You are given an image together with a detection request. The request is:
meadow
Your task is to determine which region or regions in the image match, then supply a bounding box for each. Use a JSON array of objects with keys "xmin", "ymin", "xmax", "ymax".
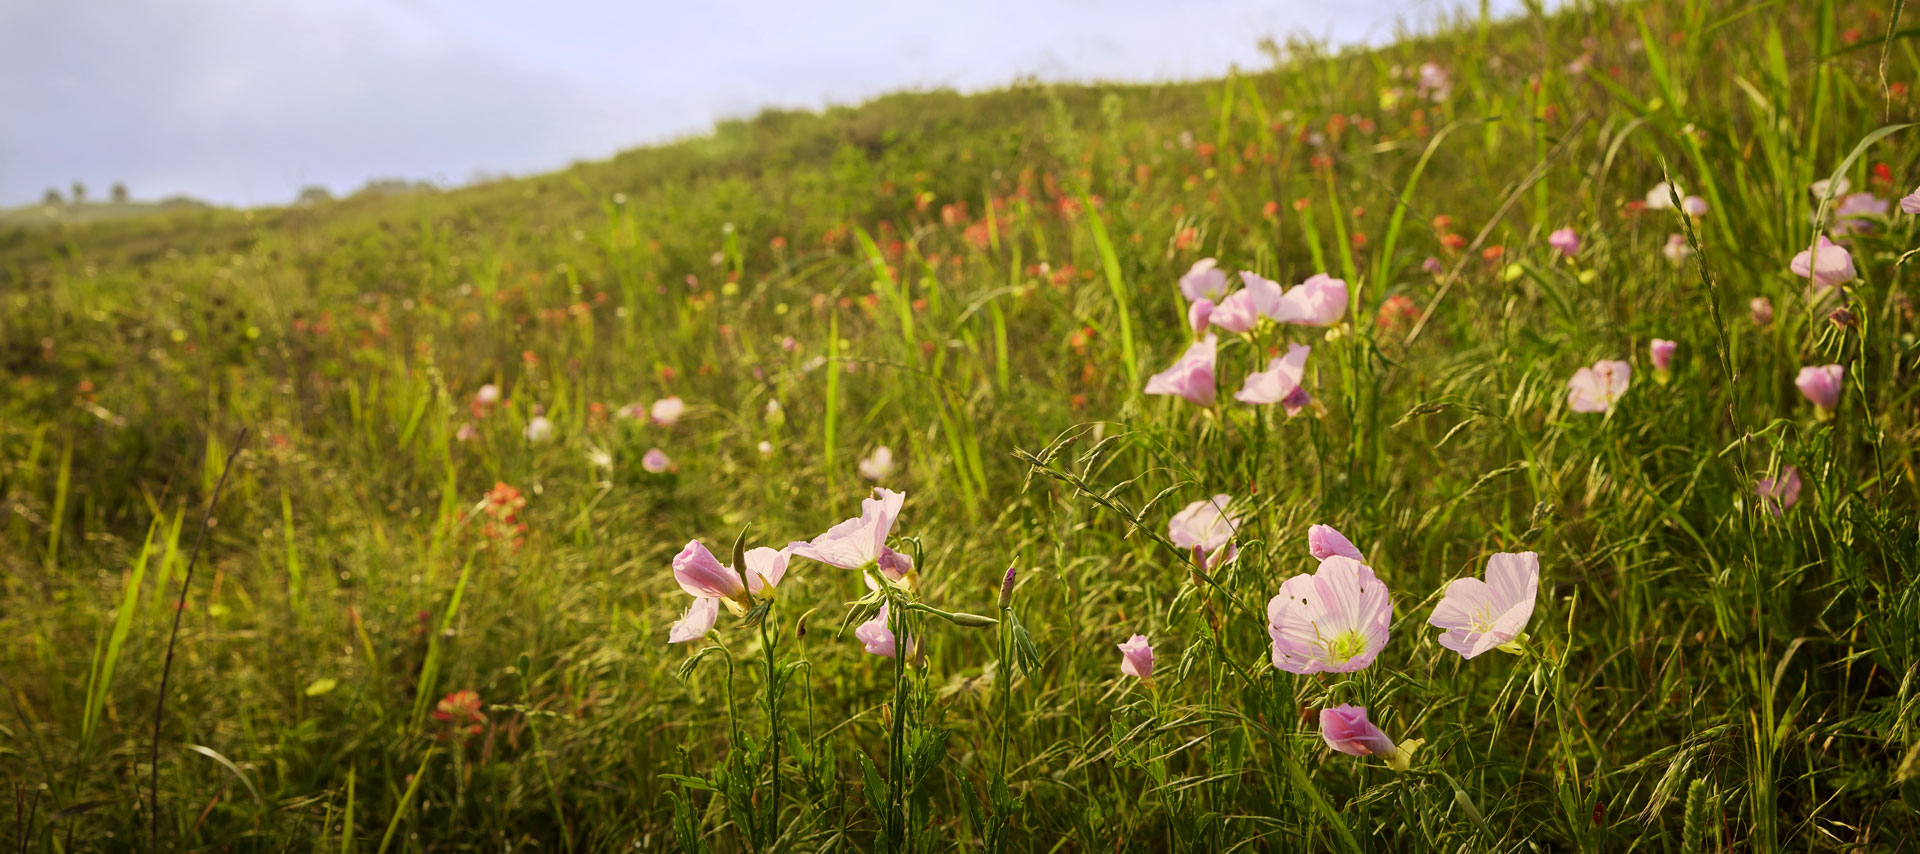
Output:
[{"xmin": 3, "ymin": 0, "xmax": 1920, "ymax": 849}]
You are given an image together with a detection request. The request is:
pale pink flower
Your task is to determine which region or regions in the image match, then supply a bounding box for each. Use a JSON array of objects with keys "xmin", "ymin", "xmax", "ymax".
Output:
[
  {"xmin": 1645, "ymin": 182, "xmax": 1682, "ymax": 210},
  {"xmin": 668, "ymin": 596, "xmax": 720, "ymax": 644},
  {"xmin": 1681, "ymin": 195, "xmax": 1709, "ymax": 217},
  {"xmin": 858, "ymin": 445, "xmax": 896, "ymax": 482},
  {"xmin": 1118, "ymin": 634, "xmax": 1154, "ymax": 679},
  {"xmin": 1169, "ymin": 495, "xmax": 1240, "ymax": 568},
  {"xmin": 1429, "ymin": 551, "xmax": 1538, "ymax": 658},
  {"xmin": 1810, "ymin": 177, "xmax": 1852, "ymax": 199},
  {"xmin": 1208, "ymin": 272, "xmax": 1284, "ymax": 333},
  {"xmin": 1750, "ymin": 296, "xmax": 1775, "ymax": 327},
  {"xmin": 475, "ymin": 384, "xmax": 502, "ymax": 405},
  {"xmin": 1187, "ymin": 298, "xmax": 1214, "ymax": 336},
  {"xmin": 651, "ymin": 396, "xmax": 686, "ymax": 427},
  {"xmin": 1307, "ymin": 524, "xmax": 1364, "ymax": 562},
  {"xmin": 524, "ymin": 416, "xmax": 554, "ymax": 442},
  {"xmin": 1320, "ymin": 705, "xmax": 1421, "ymax": 771},
  {"xmin": 789, "ymin": 488, "xmax": 907, "ymax": 570},
  {"xmin": 1548, "ymin": 227, "xmax": 1579, "ymax": 258},
  {"xmin": 855, "ymin": 602, "xmax": 914, "ymax": 658},
  {"xmin": 455, "ymin": 422, "xmax": 477, "ymax": 442},
  {"xmin": 1755, "ymin": 466, "xmax": 1803, "ymax": 517},
  {"xmin": 1274, "ymin": 274, "xmax": 1348, "ymax": 326},
  {"xmin": 1795, "ymin": 364, "xmax": 1844, "ymax": 414},
  {"xmin": 1663, "ymin": 234, "xmax": 1692, "ymax": 264},
  {"xmin": 1567, "ymin": 360, "xmax": 1631, "ymax": 413},
  {"xmin": 1180, "ymin": 258, "xmax": 1230, "ymax": 302},
  {"xmin": 781, "ymin": 336, "xmax": 799, "ymax": 352},
  {"xmin": 642, "ymin": 448, "xmax": 671, "ymax": 473},
  {"xmin": 1144, "ymin": 334, "xmax": 1218, "ymax": 406},
  {"xmin": 1416, "ymin": 62, "xmax": 1451, "ymax": 101},
  {"xmin": 1649, "ymin": 339, "xmax": 1677, "ymax": 372},
  {"xmin": 1235, "ymin": 344, "xmax": 1312, "ymax": 414},
  {"xmin": 1266, "ymin": 556, "xmax": 1392, "ymax": 674},
  {"xmin": 1422, "ymin": 256, "xmax": 1443, "ymax": 276},
  {"xmin": 1829, "ymin": 192, "xmax": 1889, "ymax": 236},
  {"xmin": 1900, "ymin": 186, "xmax": 1920, "ymax": 215},
  {"xmin": 1790, "ymin": 235, "xmax": 1856, "ymax": 289}
]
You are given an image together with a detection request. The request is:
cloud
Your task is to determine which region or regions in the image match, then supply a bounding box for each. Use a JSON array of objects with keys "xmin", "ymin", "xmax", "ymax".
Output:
[{"xmin": 0, "ymin": 0, "xmax": 1519, "ymax": 206}]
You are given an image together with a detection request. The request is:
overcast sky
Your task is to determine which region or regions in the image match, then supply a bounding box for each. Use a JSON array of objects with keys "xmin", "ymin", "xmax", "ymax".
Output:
[{"xmin": 0, "ymin": 1, "xmax": 1517, "ymax": 208}]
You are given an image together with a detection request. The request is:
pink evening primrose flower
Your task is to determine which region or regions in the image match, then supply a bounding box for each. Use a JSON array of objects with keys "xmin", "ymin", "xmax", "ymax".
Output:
[
  {"xmin": 1795, "ymin": 364, "xmax": 1844, "ymax": 416},
  {"xmin": 1650, "ymin": 339, "xmax": 1677, "ymax": 373},
  {"xmin": 1235, "ymin": 343, "xmax": 1312, "ymax": 414},
  {"xmin": 1320, "ymin": 705, "xmax": 1422, "ymax": 771},
  {"xmin": 855, "ymin": 602, "xmax": 915, "ymax": 659},
  {"xmin": 672, "ymin": 540, "xmax": 749, "ymax": 611},
  {"xmin": 475, "ymin": 384, "xmax": 502, "ymax": 405},
  {"xmin": 1422, "ymin": 256, "xmax": 1444, "ymax": 276},
  {"xmin": 1118, "ymin": 634, "xmax": 1154, "ymax": 679},
  {"xmin": 1169, "ymin": 495, "xmax": 1241, "ymax": 569},
  {"xmin": 651, "ymin": 396, "xmax": 686, "ymax": 427},
  {"xmin": 1645, "ymin": 182, "xmax": 1682, "ymax": 210},
  {"xmin": 642, "ymin": 448, "xmax": 672, "ymax": 473},
  {"xmin": 1830, "ymin": 192, "xmax": 1889, "ymax": 235},
  {"xmin": 1307, "ymin": 524, "xmax": 1365, "ymax": 562},
  {"xmin": 1900, "ymin": 186, "xmax": 1920, "ymax": 215},
  {"xmin": 1144, "ymin": 334, "xmax": 1218, "ymax": 406},
  {"xmin": 1548, "ymin": 227, "xmax": 1579, "ymax": 258},
  {"xmin": 1663, "ymin": 234, "xmax": 1692, "ymax": 264},
  {"xmin": 1681, "ymin": 195, "xmax": 1709, "ymax": 217},
  {"xmin": 1266, "ymin": 556, "xmax": 1392, "ymax": 674},
  {"xmin": 524, "ymin": 416, "xmax": 554, "ymax": 442},
  {"xmin": 1428, "ymin": 551, "xmax": 1539, "ymax": 658},
  {"xmin": 668, "ymin": 596, "xmax": 720, "ymax": 644},
  {"xmin": 1750, "ymin": 296, "xmax": 1775, "ymax": 327},
  {"xmin": 1208, "ymin": 272, "xmax": 1285, "ymax": 333},
  {"xmin": 1274, "ymin": 274, "xmax": 1348, "ymax": 327},
  {"xmin": 1567, "ymin": 360, "xmax": 1631, "ymax": 413},
  {"xmin": 1790, "ymin": 235, "xmax": 1856, "ymax": 289},
  {"xmin": 1755, "ymin": 466, "xmax": 1803, "ymax": 517},
  {"xmin": 1180, "ymin": 258, "xmax": 1230, "ymax": 302},
  {"xmin": 1810, "ymin": 177, "xmax": 1852, "ymax": 200},
  {"xmin": 858, "ymin": 445, "xmax": 896, "ymax": 481},
  {"xmin": 789, "ymin": 487, "xmax": 907, "ymax": 570},
  {"xmin": 1187, "ymin": 298, "xmax": 1215, "ymax": 336}
]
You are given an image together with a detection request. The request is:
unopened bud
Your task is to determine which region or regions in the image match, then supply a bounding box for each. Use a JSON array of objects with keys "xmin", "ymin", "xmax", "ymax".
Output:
[{"xmin": 997, "ymin": 564, "xmax": 1017, "ymax": 610}]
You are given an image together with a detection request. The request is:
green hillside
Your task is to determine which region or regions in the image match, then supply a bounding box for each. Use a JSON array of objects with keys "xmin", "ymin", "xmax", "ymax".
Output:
[{"xmin": 4, "ymin": 0, "xmax": 1920, "ymax": 849}]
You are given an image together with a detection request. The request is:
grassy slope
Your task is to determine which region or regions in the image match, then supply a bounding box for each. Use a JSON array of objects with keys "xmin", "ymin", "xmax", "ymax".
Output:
[{"xmin": 3, "ymin": 0, "xmax": 1919, "ymax": 849}]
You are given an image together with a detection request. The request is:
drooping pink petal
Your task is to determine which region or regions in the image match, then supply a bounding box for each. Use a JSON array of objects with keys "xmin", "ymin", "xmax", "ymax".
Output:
[
  {"xmin": 1789, "ymin": 235, "xmax": 1857, "ymax": 289},
  {"xmin": 790, "ymin": 488, "xmax": 907, "ymax": 569},
  {"xmin": 1187, "ymin": 299, "xmax": 1215, "ymax": 336},
  {"xmin": 855, "ymin": 603, "xmax": 913, "ymax": 658},
  {"xmin": 1235, "ymin": 344, "xmax": 1311, "ymax": 406},
  {"xmin": 1274, "ymin": 274, "xmax": 1348, "ymax": 326},
  {"xmin": 1144, "ymin": 335, "xmax": 1218, "ymax": 406},
  {"xmin": 668, "ymin": 597, "xmax": 720, "ymax": 644}
]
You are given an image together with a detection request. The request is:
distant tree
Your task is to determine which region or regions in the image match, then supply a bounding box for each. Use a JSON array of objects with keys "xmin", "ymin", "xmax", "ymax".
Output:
[
  {"xmin": 110, "ymin": 182, "xmax": 129, "ymax": 203},
  {"xmin": 297, "ymin": 185, "xmax": 334, "ymax": 205},
  {"xmin": 70, "ymin": 181, "xmax": 87, "ymax": 204},
  {"xmin": 42, "ymin": 188, "xmax": 62, "ymax": 205}
]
